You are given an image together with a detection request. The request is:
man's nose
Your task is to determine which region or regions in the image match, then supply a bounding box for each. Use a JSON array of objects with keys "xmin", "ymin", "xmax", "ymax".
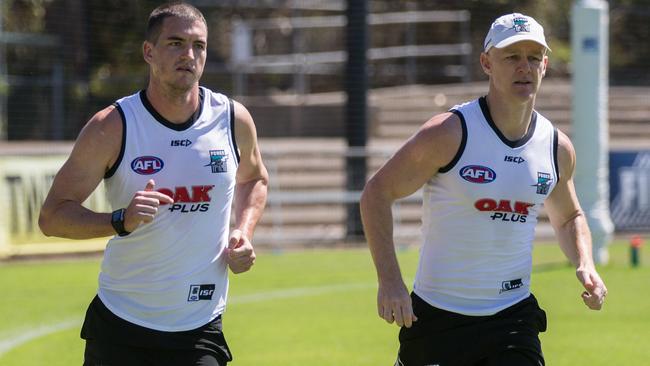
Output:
[
  {"xmin": 518, "ymin": 58, "xmax": 532, "ymax": 73},
  {"xmin": 181, "ymin": 45, "xmax": 194, "ymax": 60}
]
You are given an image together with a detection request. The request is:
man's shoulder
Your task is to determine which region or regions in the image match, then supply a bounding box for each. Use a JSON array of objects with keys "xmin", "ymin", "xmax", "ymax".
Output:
[
  {"xmin": 421, "ymin": 110, "xmax": 463, "ymax": 138},
  {"xmin": 449, "ymin": 97, "xmax": 480, "ymax": 113},
  {"xmin": 114, "ymin": 90, "xmax": 144, "ymax": 107},
  {"xmin": 82, "ymin": 105, "xmax": 123, "ymax": 143},
  {"xmin": 199, "ymin": 86, "xmax": 230, "ymax": 102}
]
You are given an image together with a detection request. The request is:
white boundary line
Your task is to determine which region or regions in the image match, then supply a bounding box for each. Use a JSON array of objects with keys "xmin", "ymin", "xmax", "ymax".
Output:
[
  {"xmin": 0, "ymin": 282, "xmax": 374, "ymax": 358},
  {"xmin": 0, "ymin": 318, "xmax": 80, "ymax": 356}
]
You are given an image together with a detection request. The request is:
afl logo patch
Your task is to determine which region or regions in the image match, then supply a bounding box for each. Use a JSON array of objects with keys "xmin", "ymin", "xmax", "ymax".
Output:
[
  {"xmin": 460, "ymin": 165, "xmax": 496, "ymax": 183},
  {"xmin": 131, "ymin": 156, "xmax": 164, "ymax": 175}
]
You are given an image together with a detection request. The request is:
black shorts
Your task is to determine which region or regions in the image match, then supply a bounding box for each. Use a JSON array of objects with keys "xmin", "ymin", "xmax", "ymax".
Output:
[
  {"xmin": 81, "ymin": 295, "xmax": 232, "ymax": 366},
  {"xmin": 396, "ymin": 293, "xmax": 547, "ymax": 366}
]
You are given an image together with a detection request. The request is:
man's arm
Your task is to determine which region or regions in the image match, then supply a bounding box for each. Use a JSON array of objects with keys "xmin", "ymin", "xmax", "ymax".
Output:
[
  {"xmin": 225, "ymin": 101, "xmax": 269, "ymax": 274},
  {"xmin": 39, "ymin": 106, "xmax": 173, "ymax": 239},
  {"xmin": 360, "ymin": 112, "xmax": 462, "ymax": 328},
  {"xmin": 544, "ymin": 130, "xmax": 607, "ymax": 310}
]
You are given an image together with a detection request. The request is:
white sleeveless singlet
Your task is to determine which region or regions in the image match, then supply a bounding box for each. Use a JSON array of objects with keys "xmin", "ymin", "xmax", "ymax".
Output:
[
  {"xmin": 414, "ymin": 97, "xmax": 559, "ymax": 315},
  {"xmin": 99, "ymin": 87, "xmax": 239, "ymax": 331}
]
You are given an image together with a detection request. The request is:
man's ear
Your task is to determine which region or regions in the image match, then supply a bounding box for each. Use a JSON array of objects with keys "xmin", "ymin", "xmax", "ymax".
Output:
[
  {"xmin": 143, "ymin": 41, "xmax": 153, "ymax": 65},
  {"xmin": 541, "ymin": 55, "xmax": 549, "ymax": 78},
  {"xmin": 479, "ymin": 52, "xmax": 491, "ymax": 76}
]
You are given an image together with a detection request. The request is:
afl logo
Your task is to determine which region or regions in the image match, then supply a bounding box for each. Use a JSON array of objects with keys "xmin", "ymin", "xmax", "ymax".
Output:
[
  {"xmin": 460, "ymin": 165, "xmax": 496, "ymax": 183},
  {"xmin": 131, "ymin": 156, "xmax": 164, "ymax": 175}
]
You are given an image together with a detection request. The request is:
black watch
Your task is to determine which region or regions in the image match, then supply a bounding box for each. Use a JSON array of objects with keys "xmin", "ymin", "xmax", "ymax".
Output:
[{"xmin": 111, "ymin": 208, "xmax": 131, "ymax": 236}]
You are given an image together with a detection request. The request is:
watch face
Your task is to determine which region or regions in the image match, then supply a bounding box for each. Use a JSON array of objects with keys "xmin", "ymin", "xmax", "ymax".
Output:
[
  {"xmin": 112, "ymin": 209, "xmax": 123, "ymax": 222},
  {"xmin": 111, "ymin": 209, "xmax": 129, "ymax": 236}
]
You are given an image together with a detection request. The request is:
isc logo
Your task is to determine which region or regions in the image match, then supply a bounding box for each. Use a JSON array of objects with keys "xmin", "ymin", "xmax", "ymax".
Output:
[
  {"xmin": 131, "ymin": 156, "xmax": 164, "ymax": 175},
  {"xmin": 504, "ymin": 155, "xmax": 525, "ymax": 164},
  {"xmin": 171, "ymin": 139, "xmax": 192, "ymax": 147},
  {"xmin": 460, "ymin": 165, "xmax": 496, "ymax": 183},
  {"xmin": 188, "ymin": 284, "xmax": 216, "ymax": 301}
]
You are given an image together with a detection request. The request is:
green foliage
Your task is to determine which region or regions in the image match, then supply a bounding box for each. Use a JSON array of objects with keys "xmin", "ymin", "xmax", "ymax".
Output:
[{"xmin": 0, "ymin": 241, "xmax": 649, "ymax": 365}]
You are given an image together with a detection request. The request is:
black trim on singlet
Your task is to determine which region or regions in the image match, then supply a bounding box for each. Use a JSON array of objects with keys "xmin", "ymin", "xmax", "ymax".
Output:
[
  {"xmin": 104, "ymin": 103, "xmax": 127, "ymax": 179},
  {"xmin": 228, "ymin": 98, "xmax": 241, "ymax": 164},
  {"xmin": 552, "ymin": 128, "xmax": 560, "ymax": 182},
  {"xmin": 139, "ymin": 87, "xmax": 205, "ymax": 131},
  {"xmin": 478, "ymin": 96, "xmax": 537, "ymax": 148},
  {"xmin": 438, "ymin": 109, "xmax": 468, "ymax": 173}
]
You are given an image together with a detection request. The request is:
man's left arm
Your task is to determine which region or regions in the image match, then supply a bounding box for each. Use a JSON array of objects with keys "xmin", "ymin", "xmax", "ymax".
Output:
[
  {"xmin": 226, "ymin": 100, "xmax": 269, "ymax": 274},
  {"xmin": 544, "ymin": 130, "xmax": 607, "ymax": 310}
]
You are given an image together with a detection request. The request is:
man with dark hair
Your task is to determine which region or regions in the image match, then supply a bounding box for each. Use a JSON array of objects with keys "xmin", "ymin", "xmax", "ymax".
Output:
[
  {"xmin": 39, "ymin": 2, "xmax": 268, "ymax": 365},
  {"xmin": 145, "ymin": 2, "xmax": 207, "ymax": 43},
  {"xmin": 361, "ymin": 13, "xmax": 607, "ymax": 366}
]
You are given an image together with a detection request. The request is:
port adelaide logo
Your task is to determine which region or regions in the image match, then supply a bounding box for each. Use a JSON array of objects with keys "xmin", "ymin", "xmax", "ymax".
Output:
[
  {"xmin": 512, "ymin": 17, "xmax": 531, "ymax": 33},
  {"xmin": 131, "ymin": 156, "xmax": 164, "ymax": 175},
  {"xmin": 532, "ymin": 172, "xmax": 553, "ymax": 195},
  {"xmin": 460, "ymin": 165, "xmax": 496, "ymax": 184},
  {"xmin": 204, "ymin": 150, "xmax": 228, "ymax": 173}
]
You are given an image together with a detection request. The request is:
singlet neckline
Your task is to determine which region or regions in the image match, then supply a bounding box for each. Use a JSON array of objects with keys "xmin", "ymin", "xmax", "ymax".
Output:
[
  {"xmin": 139, "ymin": 87, "xmax": 205, "ymax": 131},
  {"xmin": 478, "ymin": 96, "xmax": 537, "ymax": 148}
]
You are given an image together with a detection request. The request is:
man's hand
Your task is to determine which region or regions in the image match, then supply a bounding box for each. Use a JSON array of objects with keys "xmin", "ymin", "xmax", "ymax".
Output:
[
  {"xmin": 124, "ymin": 179, "xmax": 174, "ymax": 232},
  {"xmin": 225, "ymin": 229, "xmax": 256, "ymax": 274},
  {"xmin": 577, "ymin": 266, "xmax": 607, "ymax": 310},
  {"xmin": 377, "ymin": 280, "xmax": 418, "ymax": 328}
]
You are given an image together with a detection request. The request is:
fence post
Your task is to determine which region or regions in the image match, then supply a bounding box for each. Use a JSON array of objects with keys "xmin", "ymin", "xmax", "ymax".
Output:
[{"xmin": 345, "ymin": 0, "xmax": 368, "ymax": 240}]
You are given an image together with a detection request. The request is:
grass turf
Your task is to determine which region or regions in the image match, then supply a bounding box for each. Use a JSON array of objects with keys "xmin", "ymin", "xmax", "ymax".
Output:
[{"xmin": 0, "ymin": 240, "xmax": 648, "ymax": 365}]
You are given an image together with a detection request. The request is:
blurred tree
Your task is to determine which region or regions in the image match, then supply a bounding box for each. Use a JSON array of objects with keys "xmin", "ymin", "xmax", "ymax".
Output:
[{"xmin": 1, "ymin": 0, "xmax": 648, "ymax": 139}]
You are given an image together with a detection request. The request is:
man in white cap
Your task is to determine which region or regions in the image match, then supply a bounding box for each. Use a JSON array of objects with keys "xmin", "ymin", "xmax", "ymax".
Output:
[{"xmin": 361, "ymin": 13, "xmax": 607, "ymax": 366}]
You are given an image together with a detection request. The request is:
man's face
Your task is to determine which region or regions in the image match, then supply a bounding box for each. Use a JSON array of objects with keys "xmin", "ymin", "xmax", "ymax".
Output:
[
  {"xmin": 480, "ymin": 41, "xmax": 548, "ymax": 102},
  {"xmin": 143, "ymin": 16, "xmax": 207, "ymax": 93}
]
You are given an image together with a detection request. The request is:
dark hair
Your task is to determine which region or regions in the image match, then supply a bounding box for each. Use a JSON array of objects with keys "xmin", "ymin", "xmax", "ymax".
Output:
[{"xmin": 145, "ymin": 2, "xmax": 207, "ymax": 43}]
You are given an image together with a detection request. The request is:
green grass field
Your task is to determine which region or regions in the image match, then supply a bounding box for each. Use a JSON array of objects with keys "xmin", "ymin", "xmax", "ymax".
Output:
[{"xmin": 0, "ymin": 240, "xmax": 648, "ymax": 365}]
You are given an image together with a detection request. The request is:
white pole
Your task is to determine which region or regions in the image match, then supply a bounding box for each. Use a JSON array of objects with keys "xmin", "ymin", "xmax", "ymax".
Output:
[
  {"xmin": 571, "ymin": 0, "xmax": 614, "ymax": 264},
  {"xmin": 231, "ymin": 20, "xmax": 252, "ymax": 97}
]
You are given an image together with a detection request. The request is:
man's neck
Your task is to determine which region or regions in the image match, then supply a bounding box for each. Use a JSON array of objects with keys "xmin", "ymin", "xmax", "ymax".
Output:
[
  {"xmin": 145, "ymin": 81, "xmax": 200, "ymax": 124},
  {"xmin": 485, "ymin": 92, "xmax": 535, "ymax": 141}
]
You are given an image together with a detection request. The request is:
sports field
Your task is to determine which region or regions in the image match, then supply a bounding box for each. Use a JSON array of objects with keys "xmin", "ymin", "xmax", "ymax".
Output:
[{"xmin": 0, "ymin": 240, "xmax": 648, "ymax": 365}]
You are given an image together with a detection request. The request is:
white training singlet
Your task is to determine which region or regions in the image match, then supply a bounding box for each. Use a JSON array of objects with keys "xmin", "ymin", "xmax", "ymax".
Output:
[
  {"xmin": 414, "ymin": 96, "xmax": 559, "ymax": 316},
  {"xmin": 100, "ymin": 87, "xmax": 239, "ymax": 331}
]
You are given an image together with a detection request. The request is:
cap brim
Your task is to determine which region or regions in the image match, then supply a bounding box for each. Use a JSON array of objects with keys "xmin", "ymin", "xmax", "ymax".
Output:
[{"xmin": 491, "ymin": 35, "xmax": 551, "ymax": 52}]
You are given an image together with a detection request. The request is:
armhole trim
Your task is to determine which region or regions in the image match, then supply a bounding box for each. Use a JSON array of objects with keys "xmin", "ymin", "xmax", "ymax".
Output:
[
  {"xmin": 438, "ymin": 110, "xmax": 468, "ymax": 173},
  {"xmin": 552, "ymin": 127, "xmax": 560, "ymax": 182},
  {"xmin": 104, "ymin": 103, "xmax": 126, "ymax": 179},
  {"xmin": 228, "ymin": 98, "xmax": 241, "ymax": 164}
]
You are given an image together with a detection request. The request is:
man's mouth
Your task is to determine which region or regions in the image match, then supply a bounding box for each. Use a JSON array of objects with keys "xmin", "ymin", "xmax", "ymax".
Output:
[{"xmin": 176, "ymin": 66, "xmax": 194, "ymax": 73}]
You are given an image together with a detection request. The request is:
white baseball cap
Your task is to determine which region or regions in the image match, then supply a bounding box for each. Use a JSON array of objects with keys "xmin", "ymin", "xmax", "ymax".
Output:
[{"xmin": 483, "ymin": 13, "xmax": 550, "ymax": 52}]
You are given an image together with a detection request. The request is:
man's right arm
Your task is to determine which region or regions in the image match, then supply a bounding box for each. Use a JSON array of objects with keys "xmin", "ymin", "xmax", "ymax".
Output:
[
  {"xmin": 360, "ymin": 111, "xmax": 462, "ymax": 328},
  {"xmin": 39, "ymin": 106, "xmax": 123, "ymax": 239},
  {"xmin": 39, "ymin": 107, "xmax": 174, "ymax": 239}
]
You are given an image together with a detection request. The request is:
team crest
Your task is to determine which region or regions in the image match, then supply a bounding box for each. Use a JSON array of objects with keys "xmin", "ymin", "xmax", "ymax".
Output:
[
  {"xmin": 204, "ymin": 149, "xmax": 228, "ymax": 173},
  {"xmin": 532, "ymin": 172, "xmax": 552, "ymax": 195},
  {"xmin": 513, "ymin": 17, "xmax": 530, "ymax": 33}
]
